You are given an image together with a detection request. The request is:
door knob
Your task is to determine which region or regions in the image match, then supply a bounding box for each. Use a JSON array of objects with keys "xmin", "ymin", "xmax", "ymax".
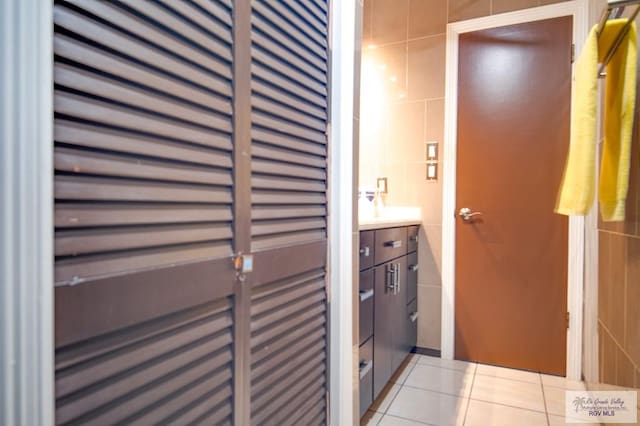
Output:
[{"xmin": 459, "ymin": 207, "xmax": 483, "ymax": 222}]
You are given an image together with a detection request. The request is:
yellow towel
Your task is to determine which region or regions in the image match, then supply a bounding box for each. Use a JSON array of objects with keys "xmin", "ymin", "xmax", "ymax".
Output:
[{"xmin": 556, "ymin": 19, "xmax": 637, "ymax": 221}]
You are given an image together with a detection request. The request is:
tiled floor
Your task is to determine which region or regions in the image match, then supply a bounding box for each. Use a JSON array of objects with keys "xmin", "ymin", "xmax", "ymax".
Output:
[{"xmin": 362, "ymin": 354, "xmax": 603, "ymax": 426}]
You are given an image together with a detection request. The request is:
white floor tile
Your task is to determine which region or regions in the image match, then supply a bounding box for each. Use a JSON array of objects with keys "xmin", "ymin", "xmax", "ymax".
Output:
[
  {"xmin": 548, "ymin": 414, "xmax": 600, "ymax": 426},
  {"xmin": 363, "ymin": 410, "xmax": 384, "ymax": 426},
  {"xmin": 543, "ymin": 385, "xmax": 569, "ymax": 417},
  {"xmin": 374, "ymin": 384, "xmax": 402, "ymax": 413},
  {"xmin": 386, "ymin": 386, "xmax": 468, "ymax": 426},
  {"xmin": 404, "ymin": 364, "xmax": 474, "ymax": 397},
  {"xmin": 378, "ymin": 414, "xmax": 429, "ymax": 425},
  {"xmin": 471, "ymin": 374, "xmax": 545, "ymax": 412},
  {"xmin": 540, "ymin": 374, "xmax": 587, "ymax": 390},
  {"xmin": 415, "ymin": 355, "xmax": 476, "ymax": 374},
  {"xmin": 475, "ymin": 363, "xmax": 540, "ymax": 384},
  {"xmin": 464, "ymin": 399, "xmax": 548, "ymax": 426},
  {"xmin": 394, "ymin": 362, "xmax": 417, "ymax": 385}
]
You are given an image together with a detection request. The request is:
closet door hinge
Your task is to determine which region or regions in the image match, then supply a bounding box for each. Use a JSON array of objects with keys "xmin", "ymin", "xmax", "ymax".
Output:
[
  {"xmin": 571, "ymin": 43, "xmax": 575, "ymax": 63},
  {"xmin": 566, "ymin": 311, "xmax": 570, "ymax": 329}
]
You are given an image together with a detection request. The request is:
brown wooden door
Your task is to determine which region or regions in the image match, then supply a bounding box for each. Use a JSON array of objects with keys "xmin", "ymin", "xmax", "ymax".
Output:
[
  {"xmin": 53, "ymin": 1, "xmax": 329, "ymax": 425},
  {"xmin": 455, "ymin": 17, "xmax": 572, "ymax": 376}
]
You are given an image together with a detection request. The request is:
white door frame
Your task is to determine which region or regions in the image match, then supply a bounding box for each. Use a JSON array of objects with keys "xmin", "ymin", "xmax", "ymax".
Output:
[
  {"xmin": 441, "ymin": 0, "xmax": 589, "ymax": 380},
  {"xmin": 1, "ymin": 0, "xmax": 55, "ymax": 424},
  {"xmin": 328, "ymin": 0, "xmax": 356, "ymax": 425}
]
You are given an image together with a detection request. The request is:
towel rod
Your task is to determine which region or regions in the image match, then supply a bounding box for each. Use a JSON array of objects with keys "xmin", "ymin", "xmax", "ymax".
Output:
[{"xmin": 596, "ymin": 0, "xmax": 640, "ymax": 78}]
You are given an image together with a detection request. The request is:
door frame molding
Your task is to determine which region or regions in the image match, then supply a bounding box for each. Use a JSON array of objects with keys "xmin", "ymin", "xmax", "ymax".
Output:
[
  {"xmin": 1, "ymin": 0, "xmax": 55, "ymax": 423},
  {"xmin": 441, "ymin": 0, "xmax": 589, "ymax": 379},
  {"xmin": 328, "ymin": 0, "xmax": 356, "ymax": 424}
]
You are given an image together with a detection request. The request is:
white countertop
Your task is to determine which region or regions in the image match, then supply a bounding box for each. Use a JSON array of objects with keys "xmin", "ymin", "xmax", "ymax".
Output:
[{"xmin": 358, "ymin": 206, "xmax": 422, "ymax": 231}]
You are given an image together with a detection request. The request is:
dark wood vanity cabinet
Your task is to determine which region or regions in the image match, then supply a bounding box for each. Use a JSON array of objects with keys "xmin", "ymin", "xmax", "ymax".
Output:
[{"xmin": 359, "ymin": 225, "xmax": 419, "ymax": 417}]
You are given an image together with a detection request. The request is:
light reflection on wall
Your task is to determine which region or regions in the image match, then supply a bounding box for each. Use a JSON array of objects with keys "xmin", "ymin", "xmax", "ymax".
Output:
[{"xmin": 359, "ymin": 46, "xmax": 398, "ymax": 189}]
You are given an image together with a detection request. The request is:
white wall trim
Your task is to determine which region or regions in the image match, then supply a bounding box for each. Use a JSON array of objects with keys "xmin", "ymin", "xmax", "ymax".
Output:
[
  {"xmin": 0, "ymin": 0, "xmax": 55, "ymax": 424},
  {"xmin": 328, "ymin": 0, "xmax": 355, "ymax": 424},
  {"xmin": 441, "ymin": 0, "xmax": 589, "ymax": 380}
]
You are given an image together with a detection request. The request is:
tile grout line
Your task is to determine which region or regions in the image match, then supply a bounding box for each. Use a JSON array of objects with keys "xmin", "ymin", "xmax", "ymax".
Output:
[
  {"xmin": 461, "ymin": 364, "xmax": 478, "ymax": 425},
  {"xmin": 379, "ymin": 361, "xmax": 417, "ymax": 416},
  {"xmin": 539, "ymin": 373, "xmax": 552, "ymax": 426},
  {"xmin": 381, "ymin": 413, "xmax": 435, "ymax": 426}
]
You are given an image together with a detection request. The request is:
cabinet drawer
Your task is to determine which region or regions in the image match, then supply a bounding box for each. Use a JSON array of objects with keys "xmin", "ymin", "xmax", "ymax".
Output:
[
  {"xmin": 407, "ymin": 252, "xmax": 418, "ymax": 304},
  {"xmin": 359, "ymin": 270, "xmax": 374, "ymax": 346},
  {"xmin": 374, "ymin": 227, "xmax": 407, "ymax": 265},
  {"xmin": 359, "ymin": 337, "xmax": 374, "ymax": 418},
  {"xmin": 407, "ymin": 225, "xmax": 419, "ymax": 253},
  {"xmin": 359, "ymin": 231, "xmax": 374, "ymax": 270},
  {"xmin": 406, "ymin": 299, "xmax": 418, "ymax": 351}
]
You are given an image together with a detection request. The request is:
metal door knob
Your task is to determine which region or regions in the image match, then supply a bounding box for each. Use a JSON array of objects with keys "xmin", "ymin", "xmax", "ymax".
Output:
[{"xmin": 459, "ymin": 207, "xmax": 483, "ymax": 222}]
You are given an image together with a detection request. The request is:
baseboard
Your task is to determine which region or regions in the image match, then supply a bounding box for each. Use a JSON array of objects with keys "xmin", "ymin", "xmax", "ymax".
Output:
[{"xmin": 412, "ymin": 346, "xmax": 441, "ymax": 357}]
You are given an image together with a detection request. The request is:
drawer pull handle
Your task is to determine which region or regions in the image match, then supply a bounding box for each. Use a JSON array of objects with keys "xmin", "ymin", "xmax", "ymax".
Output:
[
  {"xmin": 359, "ymin": 360, "xmax": 373, "ymax": 379},
  {"xmin": 359, "ymin": 289, "xmax": 374, "ymax": 302},
  {"xmin": 410, "ymin": 312, "xmax": 419, "ymax": 323},
  {"xmin": 359, "ymin": 246, "xmax": 370, "ymax": 257},
  {"xmin": 409, "ymin": 235, "xmax": 418, "ymax": 243},
  {"xmin": 409, "ymin": 264, "xmax": 418, "ymax": 272},
  {"xmin": 384, "ymin": 240, "xmax": 402, "ymax": 248}
]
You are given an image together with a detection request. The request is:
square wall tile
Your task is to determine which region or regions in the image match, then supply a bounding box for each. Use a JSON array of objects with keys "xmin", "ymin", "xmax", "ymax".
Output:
[
  {"xmin": 615, "ymin": 347, "xmax": 636, "ymax": 389},
  {"xmin": 405, "ymin": 163, "xmax": 442, "ymax": 225},
  {"xmin": 627, "ymin": 237, "xmax": 640, "ymax": 367},
  {"xmin": 379, "ymin": 162, "xmax": 408, "ymax": 205},
  {"xmin": 599, "ymin": 232, "xmax": 626, "ymax": 346},
  {"xmin": 371, "ymin": 0, "xmax": 409, "ymax": 46},
  {"xmin": 388, "ymin": 101, "xmax": 426, "ymax": 164},
  {"xmin": 363, "ymin": 0, "xmax": 373, "ymax": 43},
  {"xmin": 407, "ymin": 35, "xmax": 445, "ymax": 100},
  {"xmin": 601, "ymin": 328, "xmax": 618, "ymax": 384},
  {"xmin": 379, "ymin": 42, "xmax": 408, "ymax": 94},
  {"xmin": 408, "ymin": 0, "xmax": 447, "ymax": 38},
  {"xmin": 448, "ymin": 0, "xmax": 490, "ymax": 22},
  {"xmin": 417, "ymin": 284, "xmax": 441, "ymax": 349},
  {"xmin": 418, "ymin": 225, "xmax": 442, "ymax": 276},
  {"xmin": 418, "ymin": 226, "xmax": 442, "ymax": 286},
  {"xmin": 491, "ymin": 0, "xmax": 537, "ymax": 14},
  {"xmin": 426, "ymin": 98, "xmax": 445, "ymax": 147}
]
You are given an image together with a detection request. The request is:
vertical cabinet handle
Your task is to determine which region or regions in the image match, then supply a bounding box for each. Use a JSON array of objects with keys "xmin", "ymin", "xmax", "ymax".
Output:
[
  {"xmin": 409, "ymin": 264, "xmax": 418, "ymax": 272},
  {"xmin": 359, "ymin": 246, "xmax": 370, "ymax": 257},
  {"xmin": 386, "ymin": 263, "xmax": 395, "ymax": 293},
  {"xmin": 409, "ymin": 235, "xmax": 418, "ymax": 243},
  {"xmin": 386, "ymin": 263, "xmax": 402, "ymax": 295}
]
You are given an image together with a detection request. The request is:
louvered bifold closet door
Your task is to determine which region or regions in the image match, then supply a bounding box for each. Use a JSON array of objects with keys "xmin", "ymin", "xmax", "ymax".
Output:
[
  {"xmin": 248, "ymin": 1, "xmax": 330, "ymax": 425},
  {"xmin": 53, "ymin": 1, "xmax": 237, "ymax": 425}
]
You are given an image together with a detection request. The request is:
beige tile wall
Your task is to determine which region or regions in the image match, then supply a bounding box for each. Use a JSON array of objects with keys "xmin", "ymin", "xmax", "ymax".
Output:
[
  {"xmin": 360, "ymin": 0, "xmax": 569, "ymax": 350},
  {"xmin": 597, "ymin": 16, "xmax": 640, "ymax": 386}
]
